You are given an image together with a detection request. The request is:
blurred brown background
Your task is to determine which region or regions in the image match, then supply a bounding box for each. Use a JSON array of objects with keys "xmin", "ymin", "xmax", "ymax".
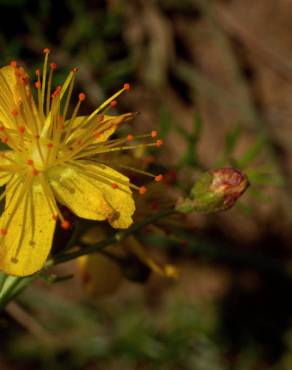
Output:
[{"xmin": 2, "ymin": 0, "xmax": 292, "ymax": 369}]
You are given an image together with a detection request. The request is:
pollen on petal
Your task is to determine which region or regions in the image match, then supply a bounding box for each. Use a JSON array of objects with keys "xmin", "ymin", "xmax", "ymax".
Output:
[
  {"xmin": 0, "ymin": 228, "xmax": 7, "ymax": 236},
  {"xmin": 32, "ymin": 168, "xmax": 39, "ymax": 176},
  {"xmin": 18, "ymin": 126, "xmax": 25, "ymax": 134},
  {"xmin": 111, "ymin": 183, "xmax": 119, "ymax": 189}
]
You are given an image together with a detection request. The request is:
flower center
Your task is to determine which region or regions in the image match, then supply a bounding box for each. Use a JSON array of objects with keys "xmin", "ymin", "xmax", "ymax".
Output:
[{"xmin": 30, "ymin": 140, "xmax": 49, "ymax": 171}]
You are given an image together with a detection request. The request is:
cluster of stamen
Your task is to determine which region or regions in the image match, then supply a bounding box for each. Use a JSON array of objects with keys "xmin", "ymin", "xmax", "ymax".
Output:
[{"xmin": 0, "ymin": 48, "xmax": 164, "ymax": 262}]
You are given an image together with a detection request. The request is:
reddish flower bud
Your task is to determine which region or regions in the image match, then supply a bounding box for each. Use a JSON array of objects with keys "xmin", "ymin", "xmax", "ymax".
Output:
[{"xmin": 176, "ymin": 168, "xmax": 249, "ymax": 214}]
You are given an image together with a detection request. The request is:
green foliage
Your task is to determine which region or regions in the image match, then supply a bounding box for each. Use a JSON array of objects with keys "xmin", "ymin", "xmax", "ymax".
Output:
[{"xmin": 4, "ymin": 287, "xmax": 224, "ymax": 370}]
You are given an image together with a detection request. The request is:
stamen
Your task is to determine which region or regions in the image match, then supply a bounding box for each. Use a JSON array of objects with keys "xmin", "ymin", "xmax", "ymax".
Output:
[
  {"xmin": 123, "ymin": 83, "xmax": 130, "ymax": 91},
  {"xmin": 62, "ymin": 72, "xmax": 77, "ymax": 121},
  {"xmin": 156, "ymin": 139, "xmax": 163, "ymax": 147},
  {"xmin": 46, "ymin": 62, "xmax": 58, "ymax": 115},
  {"xmin": 139, "ymin": 186, "xmax": 147, "ymax": 195},
  {"xmin": 155, "ymin": 174, "xmax": 163, "ymax": 182},
  {"xmin": 41, "ymin": 48, "xmax": 50, "ymax": 117},
  {"xmin": 61, "ymin": 219, "xmax": 71, "ymax": 230}
]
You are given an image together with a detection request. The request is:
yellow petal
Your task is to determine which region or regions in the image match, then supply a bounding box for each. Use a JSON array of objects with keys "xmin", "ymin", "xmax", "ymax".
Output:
[
  {"xmin": 67, "ymin": 113, "xmax": 136, "ymax": 144},
  {"xmin": 49, "ymin": 162, "xmax": 135, "ymax": 228},
  {"xmin": 78, "ymin": 253, "xmax": 123, "ymax": 298},
  {"xmin": 0, "ymin": 151, "xmax": 14, "ymax": 186},
  {"xmin": 0, "ymin": 66, "xmax": 30, "ymax": 129},
  {"xmin": 0, "ymin": 178, "xmax": 56, "ymax": 276}
]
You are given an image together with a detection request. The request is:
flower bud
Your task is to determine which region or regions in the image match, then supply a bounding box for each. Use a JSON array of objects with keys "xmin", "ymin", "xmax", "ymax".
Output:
[{"xmin": 176, "ymin": 168, "xmax": 249, "ymax": 214}]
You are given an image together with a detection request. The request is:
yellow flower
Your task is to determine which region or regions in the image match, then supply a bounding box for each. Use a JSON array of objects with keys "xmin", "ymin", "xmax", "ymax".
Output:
[{"xmin": 0, "ymin": 49, "xmax": 162, "ymax": 276}]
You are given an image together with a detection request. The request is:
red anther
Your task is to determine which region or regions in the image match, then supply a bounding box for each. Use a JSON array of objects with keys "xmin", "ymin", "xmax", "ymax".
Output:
[
  {"xmin": 110, "ymin": 100, "xmax": 117, "ymax": 108},
  {"xmin": 0, "ymin": 228, "xmax": 7, "ymax": 236},
  {"xmin": 58, "ymin": 115, "xmax": 64, "ymax": 122},
  {"xmin": 35, "ymin": 69, "xmax": 41, "ymax": 77},
  {"xmin": 47, "ymin": 143, "xmax": 53, "ymax": 149},
  {"xmin": 155, "ymin": 174, "xmax": 163, "ymax": 182},
  {"xmin": 11, "ymin": 109, "xmax": 18, "ymax": 117},
  {"xmin": 151, "ymin": 130, "xmax": 158, "ymax": 138},
  {"xmin": 78, "ymin": 92, "xmax": 86, "ymax": 101},
  {"xmin": 72, "ymin": 67, "xmax": 78, "ymax": 73},
  {"xmin": 139, "ymin": 186, "xmax": 147, "ymax": 195},
  {"xmin": 27, "ymin": 159, "xmax": 34, "ymax": 166},
  {"xmin": 50, "ymin": 62, "xmax": 57, "ymax": 69},
  {"xmin": 1, "ymin": 137, "xmax": 8, "ymax": 144},
  {"xmin": 34, "ymin": 81, "xmax": 41, "ymax": 89},
  {"xmin": 43, "ymin": 48, "xmax": 50, "ymax": 54},
  {"xmin": 10, "ymin": 60, "xmax": 17, "ymax": 68},
  {"xmin": 127, "ymin": 134, "xmax": 134, "ymax": 141},
  {"xmin": 18, "ymin": 126, "xmax": 25, "ymax": 134},
  {"xmin": 51, "ymin": 85, "xmax": 61, "ymax": 98},
  {"xmin": 156, "ymin": 139, "xmax": 163, "ymax": 147},
  {"xmin": 52, "ymin": 214, "xmax": 58, "ymax": 221},
  {"xmin": 123, "ymin": 83, "xmax": 130, "ymax": 91},
  {"xmin": 32, "ymin": 168, "xmax": 39, "ymax": 176},
  {"xmin": 111, "ymin": 183, "xmax": 118, "ymax": 189},
  {"xmin": 61, "ymin": 219, "xmax": 71, "ymax": 230}
]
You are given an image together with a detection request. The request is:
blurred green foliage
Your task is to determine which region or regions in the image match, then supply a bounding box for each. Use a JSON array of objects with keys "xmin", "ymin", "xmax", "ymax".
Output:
[{"xmin": 2, "ymin": 287, "xmax": 224, "ymax": 370}]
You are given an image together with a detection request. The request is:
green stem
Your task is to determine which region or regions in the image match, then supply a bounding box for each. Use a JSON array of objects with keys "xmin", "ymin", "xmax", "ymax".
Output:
[
  {"xmin": 0, "ymin": 272, "xmax": 7, "ymax": 293},
  {"xmin": 0, "ymin": 208, "xmax": 176, "ymax": 310},
  {"xmin": 49, "ymin": 208, "xmax": 176, "ymax": 266},
  {"xmin": 0, "ymin": 276, "xmax": 22, "ymax": 310}
]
